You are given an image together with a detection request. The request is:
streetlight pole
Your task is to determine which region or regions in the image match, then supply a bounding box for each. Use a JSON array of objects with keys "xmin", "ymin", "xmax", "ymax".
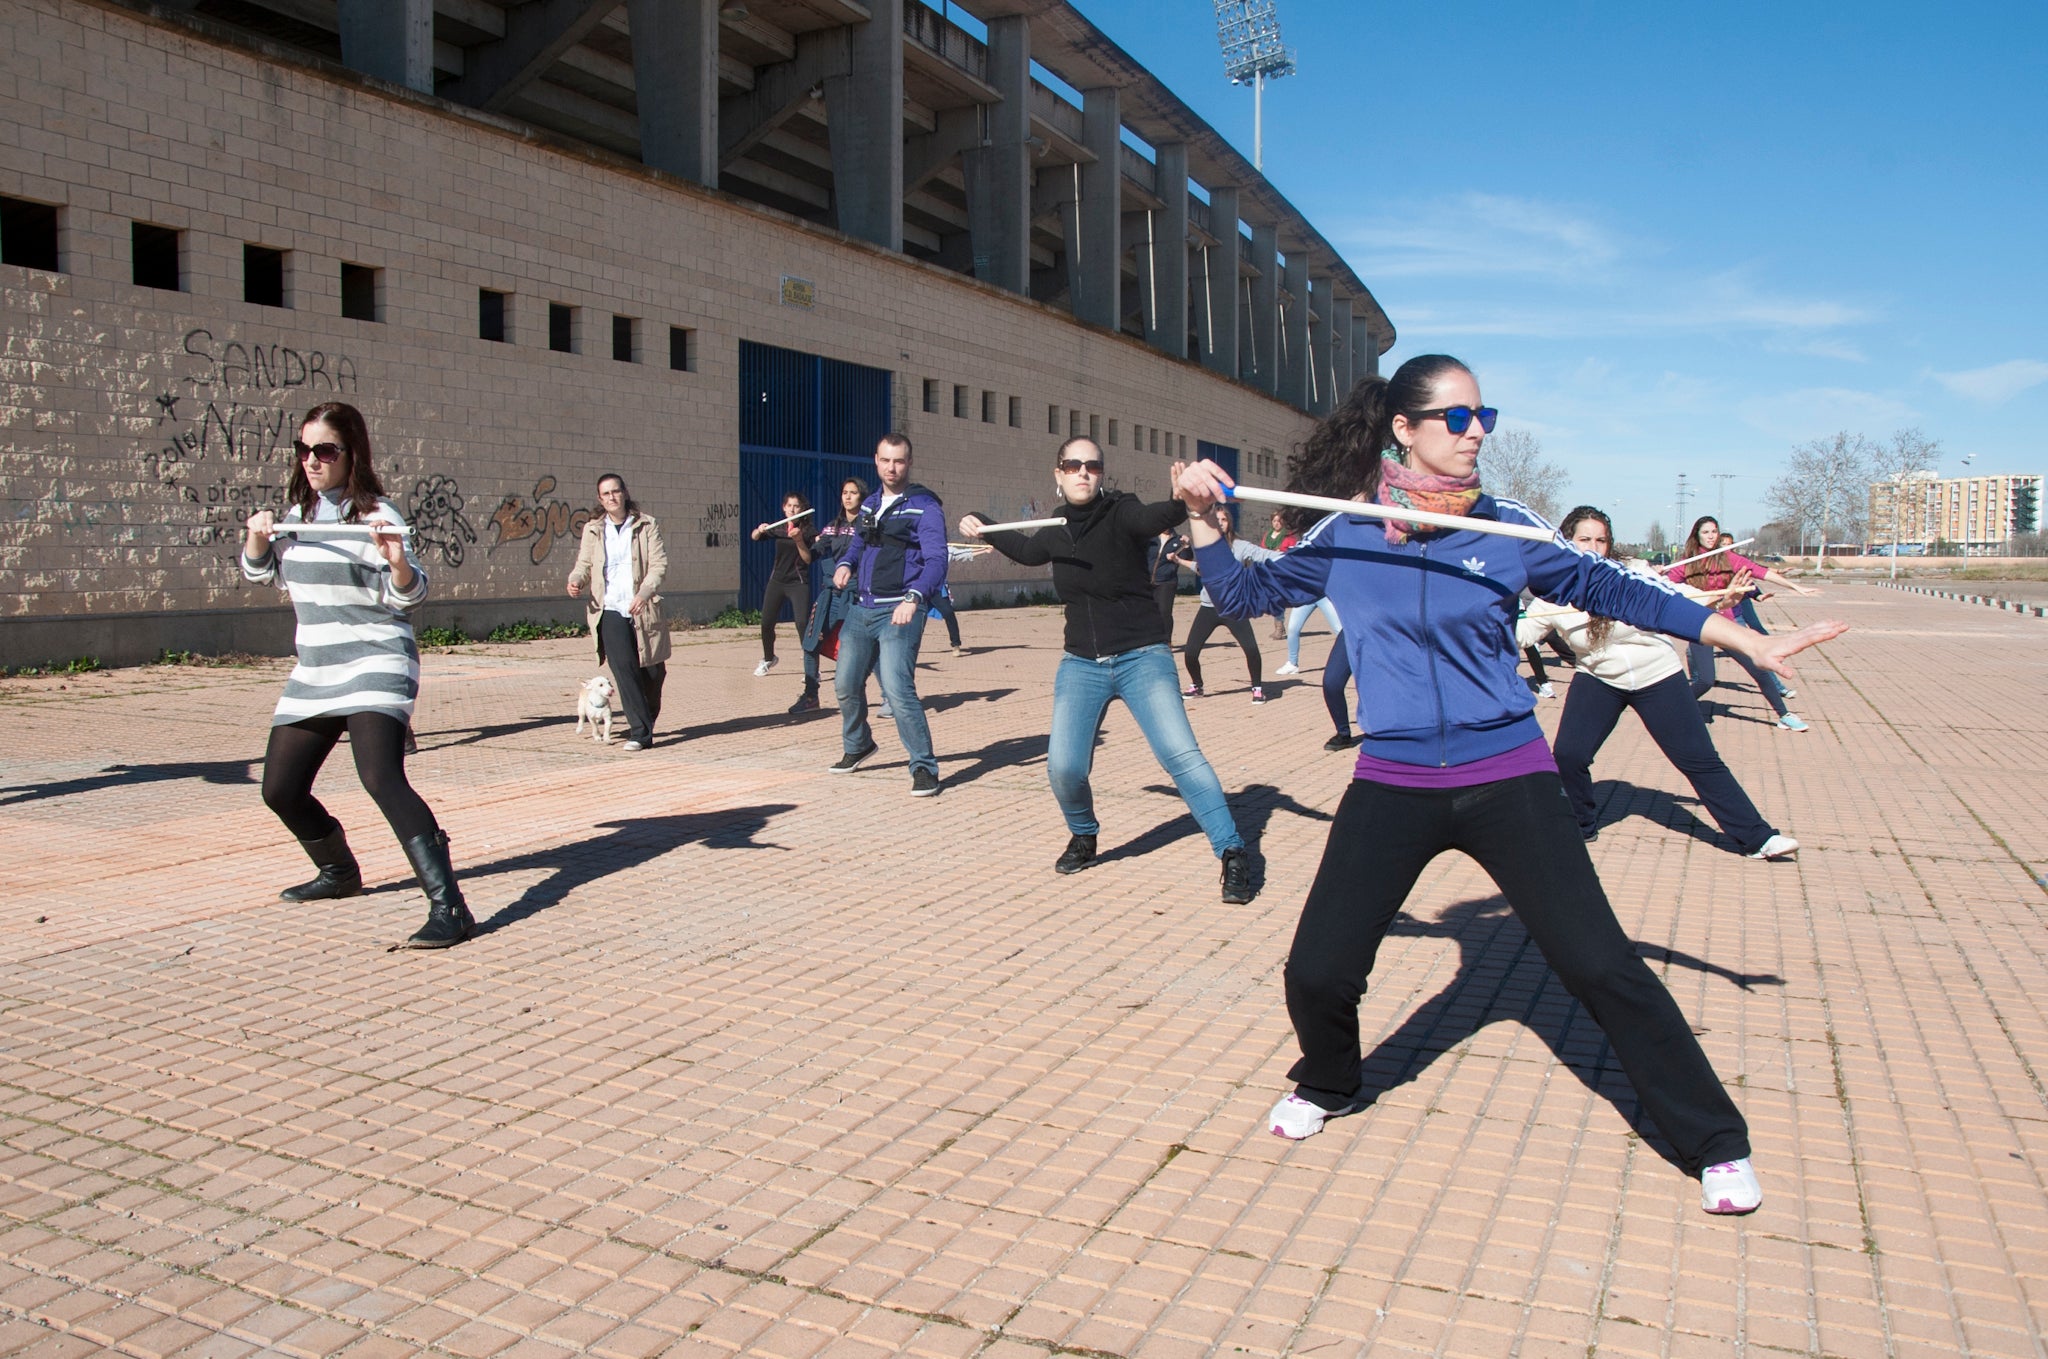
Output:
[{"xmin": 1958, "ymin": 454, "xmax": 1976, "ymax": 560}]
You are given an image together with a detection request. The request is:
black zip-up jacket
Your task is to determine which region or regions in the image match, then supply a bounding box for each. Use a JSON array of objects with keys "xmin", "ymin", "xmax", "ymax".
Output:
[{"xmin": 980, "ymin": 491, "xmax": 1189, "ymax": 658}]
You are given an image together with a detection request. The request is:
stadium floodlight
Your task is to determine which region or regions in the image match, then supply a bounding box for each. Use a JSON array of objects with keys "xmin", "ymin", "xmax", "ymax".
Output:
[{"xmin": 1214, "ymin": 0, "xmax": 1297, "ymax": 170}]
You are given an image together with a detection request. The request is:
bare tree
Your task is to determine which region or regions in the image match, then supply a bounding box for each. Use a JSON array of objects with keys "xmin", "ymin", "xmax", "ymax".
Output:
[
  {"xmin": 1482, "ymin": 427, "xmax": 1571, "ymax": 523},
  {"xmin": 1871, "ymin": 427, "xmax": 1941, "ymax": 577},
  {"xmin": 1767, "ymin": 431, "xmax": 1876, "ymax": 560},
  {"xmin": 1645, "ymin": 521, "xmax": 1666, "ymax": 555}
]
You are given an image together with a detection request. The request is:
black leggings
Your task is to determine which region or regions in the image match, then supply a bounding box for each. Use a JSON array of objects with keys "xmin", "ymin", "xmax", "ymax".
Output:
[
  {"xmin": 761, "ymin": 578, "xmax": 812, "ymax": 663},
  {"xmin": 1284, "ymin": 774, "xmax": 1750, "ymax": 1173},
  {"xmin": 1324, "ymin": 634, "xmax": 1353, "ymax": 735},
  {"xmin": 1182, "ymin": 605, "xmax": 1263, "ymax": 690},
  {"xmin": 1153, "ymin": 582, "xmax": 1179, "ymax": 645},
  {"xmin": 262, "ymin": 712, "xmax": 438, "ymax": 844}
]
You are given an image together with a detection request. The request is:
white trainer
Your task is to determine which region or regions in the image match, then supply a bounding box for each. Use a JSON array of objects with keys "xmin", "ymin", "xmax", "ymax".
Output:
[
  {"xmin": 1748, "ymin": 834, "xmax": 1799, "ymax": 860},
  {"xmin": 1701, "ymin": 1158, "xmax": 1762, "ymax": 1214},
  {"xmin": 753, "ymin": 658, "xmax": 777, "ymax": 677},
  {"xmin": 1274, "ymin": 662, "xmax": 1301, "ymax": 676}
]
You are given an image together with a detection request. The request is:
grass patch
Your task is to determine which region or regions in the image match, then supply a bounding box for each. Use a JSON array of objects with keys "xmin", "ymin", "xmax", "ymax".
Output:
[
  {"xmin": 485, "ymin": 619, "xmax": 585, "ymax": 642},
  {"xmin": 3, "ymin": 655, "xmax": 103, "ymax": 677},
  {"xmin": 1953, "ymin": 564, "xmax": 2048, "ymax": 581}
]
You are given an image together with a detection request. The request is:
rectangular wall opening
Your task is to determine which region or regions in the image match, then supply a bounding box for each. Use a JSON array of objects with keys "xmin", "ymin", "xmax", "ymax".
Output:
[
  {"xmin": 340, "ymin": 263, "xmax": 378, "ymax": 320},
  {"xmin": 479, "ymin": 289, "xmax": 508, "ymax": 342},
  {"xmin": 132, "ymin": 222, "xmax": 180, "ymax": 291},
  {"xmin": 548, "ymin": 303, "xmax": 573, "ymax": 353},
  {"xmin": 2, "ymin": 197, "xmax": 61, "ymax": 272},
  {"xmin": 243, "ymin": 244, "xmax": 286, "ymax": 307}
]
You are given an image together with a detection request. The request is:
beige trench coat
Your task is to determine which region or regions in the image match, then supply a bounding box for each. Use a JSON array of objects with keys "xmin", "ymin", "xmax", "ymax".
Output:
[{"xmin": 567, "ymin": 513, "xmax": 672, "ymax": 668}]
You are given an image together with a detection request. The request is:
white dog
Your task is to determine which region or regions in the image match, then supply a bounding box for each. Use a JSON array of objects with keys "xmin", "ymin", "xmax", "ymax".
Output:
[{"xmin": 575, "ymin": 674, "xmax": 616, "ymax": 744}]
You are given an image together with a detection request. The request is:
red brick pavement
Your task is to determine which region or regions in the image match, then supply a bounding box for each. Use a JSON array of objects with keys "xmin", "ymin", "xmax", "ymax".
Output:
[{"xmin": 0, "ymin": 586, "xmax": 2043, "ymax": 1357}]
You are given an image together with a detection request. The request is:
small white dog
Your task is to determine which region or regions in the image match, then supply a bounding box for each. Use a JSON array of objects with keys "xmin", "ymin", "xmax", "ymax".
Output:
[{"xmin": 575, "ymin": 674, "xmax": 616, "ymax": 744}]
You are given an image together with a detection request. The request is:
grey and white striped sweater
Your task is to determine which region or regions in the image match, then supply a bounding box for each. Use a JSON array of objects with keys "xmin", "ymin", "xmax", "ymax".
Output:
[{"xmin": 241, "ymin": 493, "xmax": 430, "ymax": 726}]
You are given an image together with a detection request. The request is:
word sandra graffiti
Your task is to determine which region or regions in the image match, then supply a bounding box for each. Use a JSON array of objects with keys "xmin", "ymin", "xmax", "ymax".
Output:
[
  {"xmin": 408, "ymin": 474, "xmax": 478, "ymax": 569},
  {"xmin": 698, "ymin": 502, "xmax": 739, "ymax": 548},
  {"xmin": 490, "ymin": 476, "xmax": 592, "ymax": 566},
  {"xmin": 181, "ymin": 329, "xmax": 359, "ymax": 398}
]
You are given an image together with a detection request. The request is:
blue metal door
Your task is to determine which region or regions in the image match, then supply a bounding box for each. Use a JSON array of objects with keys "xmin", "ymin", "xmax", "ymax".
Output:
[
  {"xmin": 738, "ymin": 341, "xmax": 892, "ymax": 615},
  {"xmin": 1197, "ymin": 440, "xmax": 1240, "ymax": 482}
]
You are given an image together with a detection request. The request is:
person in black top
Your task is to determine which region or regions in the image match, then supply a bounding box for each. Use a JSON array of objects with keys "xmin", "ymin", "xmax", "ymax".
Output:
[
  {"xmin": 1148, "ymin": 527, "xmax": 1189, "ymax": 643},
  {"xmin": 960, "ymin": 437, "xmax": 1253, "ymax": 903},
  {"xmin": 752, "ymin": 492, "xmax": 816, "ymax": 678}
]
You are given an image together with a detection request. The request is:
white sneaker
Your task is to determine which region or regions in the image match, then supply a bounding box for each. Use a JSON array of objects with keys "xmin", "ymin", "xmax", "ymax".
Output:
[
  {"xmin": 1267, "ymin": 1092, "xmax": 1364, "ymax": 1140},
  {"xmin": 1777, "ymin": 714, "xmax": 1809, "ymax": 732},
  {"xmin": 1537, "ymin": 682, "xmax": 1556, "ymax": 698},
  {"xmin": 1275, "ymin": 662, "xmax": 1301, "ymax": 676},
  {"xmin": 1701, "ymin": 1158, "xmax": 1762, "ymax": 1214},
  {"xmin": 753, "ymin": 658, "xmax": 777, "ymax": 677},
  {"xmin": 1748, "ymin": 834, "xmax": 1799, "ymax": 860},
  {"xmin": 1778, "ymin": 687, "xmax": 1797, "ymax": 700}
]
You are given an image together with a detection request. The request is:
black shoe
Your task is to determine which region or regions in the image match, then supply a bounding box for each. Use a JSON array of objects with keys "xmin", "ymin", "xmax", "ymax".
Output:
[
  {"xmin": 1220, "ymin": 848, "xmax": 1255, "ymax": 905},
  {"xmin": 788, "ymin": 689, "xmax": 821, "ymax": 714},
  {"xmin": 910, "ymin": 768, "xmax": 941, "ymax": 797},
  {"xmin": 829, "ymin": 743, "xmax": 878, "ymax": 773},
  {"xmin": 393, "ymin": 829, "xmax": 473, "ymax": 949},
  {"xmin": 280, "ymin": 824, "xmax": 363, "ymax": 902},
  {"xmin": 1323, "ymin": 732, "xmax": 1361, "ymax": 752},
  {"xmin": 1054, "ymin": 834, "xmax": 1097, "ymax": 875}
]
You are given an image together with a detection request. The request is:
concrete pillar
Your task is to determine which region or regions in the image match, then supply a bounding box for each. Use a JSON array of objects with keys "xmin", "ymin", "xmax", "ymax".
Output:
[
  {"xmin": 1247, "ymin": 222, "xmax": 1279, "ymax": 395},
  {"xmin": 1074, "ymin": 86, "xmax": 1122, "ymax": 331},
  {"xmin": 1331, "ymin": 297, "xmax": 1353, "ymax": 403},
  {"xmin": 824, "ymin": 0, "xmax": 904, "ymax": 251},
  {"xmin": 1202, "ymin": 186, "xmax": 1241, "ymax": 380},
  {"xmin": 1280, "ymin": 249, "xmax": 1310, "ymax": 410},
  {"xmin": 337, "ymin": 0, "xmax": 433, "ymax": 92},
  {"xmin": 1145, "ymin": 143, "xmax": 1188, "ymax": 357},
  {"xmin": 629, "ymin": 0, "xmax": 718, "ymax": 185},
  {"xmin": 1308, "ymin": 277, "xmax": 1335, "ymax": 415},
  {"xmin": 1357, "ymin": 320, "xmax": 1382, "ymax": 378},
  {"xmin": 964, "ymin": 15, "xmax": 1030, "ymax": 294}
]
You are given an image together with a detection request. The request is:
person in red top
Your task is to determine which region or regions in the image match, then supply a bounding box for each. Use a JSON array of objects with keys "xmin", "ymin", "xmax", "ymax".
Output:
[{"xmin": 1666, "ymin": 516, "xmax": 1819, "ymax": 731}]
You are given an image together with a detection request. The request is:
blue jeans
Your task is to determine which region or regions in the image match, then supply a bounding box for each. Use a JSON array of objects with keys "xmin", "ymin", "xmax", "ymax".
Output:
[
  {"xmin": 836, "ymin": 605, "xmax": 936, "ymax": 776},
  {"xmin": 1047, "ymin": 644, "xmax": 1242, "ymax": 857},
  {"xmin": 1285, "ymin": 598, "xmax": 1342, "ymax": 667}
]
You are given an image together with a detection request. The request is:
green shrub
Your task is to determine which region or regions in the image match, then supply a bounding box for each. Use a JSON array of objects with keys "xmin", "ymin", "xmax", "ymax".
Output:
[
  {"xmin": 710, "ymin": 606, "xmax": 762, "ymax": 628},
  {"xmin": 3, "ymin": 655, "xmax": 101, "ymax": 677},
  {"xmin": 416, "ymin": 625, "xmax": 469, "ymax": 648},
  {"xmin": 486, "ymin": 619, "xmax": 585, "ymax": 642}
]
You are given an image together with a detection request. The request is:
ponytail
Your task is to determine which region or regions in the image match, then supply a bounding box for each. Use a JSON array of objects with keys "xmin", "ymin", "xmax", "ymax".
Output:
[{"xmin": 1286, "ymin": 354, "xmax": 1473, "ymax": 510}]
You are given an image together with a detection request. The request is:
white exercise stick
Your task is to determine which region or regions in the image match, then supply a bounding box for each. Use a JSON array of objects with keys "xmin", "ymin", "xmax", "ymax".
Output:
[
  {"xmin": 1217, "ymin": 484, "xmax": 1555, "ymax": 543},
  {"xmin": 758, "ymin": 507, "xmax": 816, "ymax": 532},
  {"xmin": 1663, "ymin": 536, "xmax": 1756, "ymax": 572},
  {"xmin": 972, "ymin": 517, "xmax": 1067, "ymax": 533},
  {"xmin": 271, "ymin": 522, "xmax": 411, "ymax": 539}
]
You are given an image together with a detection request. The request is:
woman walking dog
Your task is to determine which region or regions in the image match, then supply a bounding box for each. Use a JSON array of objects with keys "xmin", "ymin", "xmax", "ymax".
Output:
[{"xmin": 241, "ymin": 401, "xmax": 473, "ymax": 949}]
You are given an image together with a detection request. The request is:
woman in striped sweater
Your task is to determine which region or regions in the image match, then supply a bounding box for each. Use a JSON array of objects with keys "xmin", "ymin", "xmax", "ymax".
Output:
[{"xmin": 241, "ymin": 401, "xmax": 473, "ymax": 949}]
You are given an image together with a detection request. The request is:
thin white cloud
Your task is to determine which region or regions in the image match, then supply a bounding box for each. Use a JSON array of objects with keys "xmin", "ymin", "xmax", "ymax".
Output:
[
  {"xmin": 1767, "ymin": 336, "xmax": 1868, "ymax": 362},
  {"xmin": 1930, "ymin": 359, "xmax": 2048, "ymax": 403},
  {"xmin": 1338, "ymin": 193, "xmax": 1625, "ymax": 281},
  {"xmin": 1739, "ymin": 386, "xmax": 1917, "ymax": 441}
]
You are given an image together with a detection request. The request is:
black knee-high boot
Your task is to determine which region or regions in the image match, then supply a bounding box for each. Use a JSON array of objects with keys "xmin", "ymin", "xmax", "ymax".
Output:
[
  {"xmin": 395, "ymin": 829, "xmax": 473, "ymax": 949},
  {"xmin": 280, "ymin": 824, "xmax": 363, "ymax": 902}
]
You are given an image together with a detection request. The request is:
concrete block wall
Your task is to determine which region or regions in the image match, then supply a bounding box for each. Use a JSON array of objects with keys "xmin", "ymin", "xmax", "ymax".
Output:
[{"xmin": 0, "ymin": 0, "xmax": 1319, "ymax": 667}]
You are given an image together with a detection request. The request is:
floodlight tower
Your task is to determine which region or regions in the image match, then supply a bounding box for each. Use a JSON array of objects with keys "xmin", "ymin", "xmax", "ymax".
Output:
[{"xmin": 1214, "ymin": 1, "xmax": 1296, "ymax": 170}]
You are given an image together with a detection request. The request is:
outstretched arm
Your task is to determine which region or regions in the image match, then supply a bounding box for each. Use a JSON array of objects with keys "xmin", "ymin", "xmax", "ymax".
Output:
[{"xmin": 1701, "ymin": 614, "xmax": 1849, "ymax": 680}]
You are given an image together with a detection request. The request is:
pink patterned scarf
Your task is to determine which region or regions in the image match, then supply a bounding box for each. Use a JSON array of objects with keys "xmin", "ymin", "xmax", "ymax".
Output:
[{"xmin": 1375, "ymin": 451, "xmax": 1481, "ymax": 545}]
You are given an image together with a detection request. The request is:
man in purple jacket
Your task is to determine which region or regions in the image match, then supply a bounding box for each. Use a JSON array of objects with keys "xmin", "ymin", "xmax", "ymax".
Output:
[{"xmin": 828, "ymin": 433, "xmax": 947, "ymax": 796}]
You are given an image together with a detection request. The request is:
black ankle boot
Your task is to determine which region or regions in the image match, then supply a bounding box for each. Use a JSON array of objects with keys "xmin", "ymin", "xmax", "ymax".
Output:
[
  {"xmin": 1054, "ymin": 834, "xmax": 1097, "ymax": 875},
  {"xmin": 280, "ymin": 824, "xmax": 362, "ymax": 902},
  {"xmin": 788, "ymin": 684, "xmax": 821, "ymax": 714},
  {"xmin": 394, "ymin": 829, "xmax": 473, "ymax": 949}
]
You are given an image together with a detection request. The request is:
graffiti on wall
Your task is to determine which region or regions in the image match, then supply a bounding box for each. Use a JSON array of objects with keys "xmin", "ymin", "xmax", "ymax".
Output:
[
  {"xmin": 490, "ymin": 476, "xmax": 592, "ymax": 566},
  {"xmin": 407, "ymin": 475, "xmax": 478, "ymax": 568},
  {"xmin": 698, "ymin": 502, "xmax": 739, "ymax": 548},
  {"xmin": 144, "ymin": 329, "xmax": 361, "ymax": 491}
]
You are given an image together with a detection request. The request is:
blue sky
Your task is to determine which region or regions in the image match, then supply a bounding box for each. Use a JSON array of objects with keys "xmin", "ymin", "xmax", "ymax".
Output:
[{"xmin": 1079, "ymin": 1, "xmax": 2048, "ymax": 540}]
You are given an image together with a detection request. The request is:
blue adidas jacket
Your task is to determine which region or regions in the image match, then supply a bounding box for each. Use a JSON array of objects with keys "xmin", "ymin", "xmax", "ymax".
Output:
[
  {"xmin": 837, "ymin": 482, "xmax": 947, "ymax": 608},
  {"xmin": 1194, "ymin": 495, "xmax": 1714, "ymax": 768}
]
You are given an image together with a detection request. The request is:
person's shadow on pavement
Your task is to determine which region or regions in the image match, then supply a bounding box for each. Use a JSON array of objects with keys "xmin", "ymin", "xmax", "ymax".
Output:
[
  {"xmin": 447, "ymin": 805, "xmax": 795, "ymax": 936},
  {"xmin": 1349, "ymin": 894, "xmax": 1782, "ymax": 1169}
]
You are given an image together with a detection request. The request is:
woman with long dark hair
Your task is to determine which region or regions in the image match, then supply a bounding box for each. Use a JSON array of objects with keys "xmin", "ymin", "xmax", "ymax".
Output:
[
  {"xmin": 241, "ymin": 401, "xmax": 472, "ymax": 949},
  {"xmin": 1668, "ymin": 515, "xmax": 1818, "ymax": 730},
  {"xmin": 567, "ymin": 473, "xmax": 670, "ymax": 750},
  {"xmin": 1176, "ymin": 354, "xmax": 1848, "ymax": 1215},
  {"xmin": 752, "ymin": 491, "xmax": 816, "ymax": 677},
  {"xmin": 1534, "ymin": 506, "xmax": 1798, "ymax": 859},
  {"xmin": 791, "ymin": 477, "xmax": 867, "ymax": 713}
]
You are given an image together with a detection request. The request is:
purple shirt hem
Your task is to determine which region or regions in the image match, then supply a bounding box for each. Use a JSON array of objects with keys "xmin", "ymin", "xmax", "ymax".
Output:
[{"xmin": 1353, "ymin": 737, "xmax": 1558, "ymax": 789}]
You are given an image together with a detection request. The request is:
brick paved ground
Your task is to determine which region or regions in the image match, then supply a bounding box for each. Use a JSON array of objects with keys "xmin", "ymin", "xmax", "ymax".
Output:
[{"xmin": 1, "ymin": 585, "xmax": 2043, "ymax": 1358}]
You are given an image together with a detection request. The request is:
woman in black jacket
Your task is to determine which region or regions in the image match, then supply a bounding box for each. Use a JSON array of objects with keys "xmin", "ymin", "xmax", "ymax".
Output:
[{"xmin": 960, "ymin": 438, "xmax": 1252, "ymax": 904}]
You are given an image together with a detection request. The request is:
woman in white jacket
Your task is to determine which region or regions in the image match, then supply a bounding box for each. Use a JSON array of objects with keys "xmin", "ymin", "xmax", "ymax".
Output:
[{"xmin": 1530, "ymin": 507, "xmax": 1797, "ymax": 860}]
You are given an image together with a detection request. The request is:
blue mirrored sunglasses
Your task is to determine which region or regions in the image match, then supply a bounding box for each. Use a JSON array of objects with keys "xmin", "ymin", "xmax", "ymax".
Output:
[{"xmin": 1411, "ymin": 405, "xmax": 1499, "ymax": 435}]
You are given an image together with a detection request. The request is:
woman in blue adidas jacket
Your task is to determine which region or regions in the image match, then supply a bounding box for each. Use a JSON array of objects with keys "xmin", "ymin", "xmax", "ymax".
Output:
[{"xmin": 1177, "ymin": 354, "xmax": 1847, "ymax": 1216}]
